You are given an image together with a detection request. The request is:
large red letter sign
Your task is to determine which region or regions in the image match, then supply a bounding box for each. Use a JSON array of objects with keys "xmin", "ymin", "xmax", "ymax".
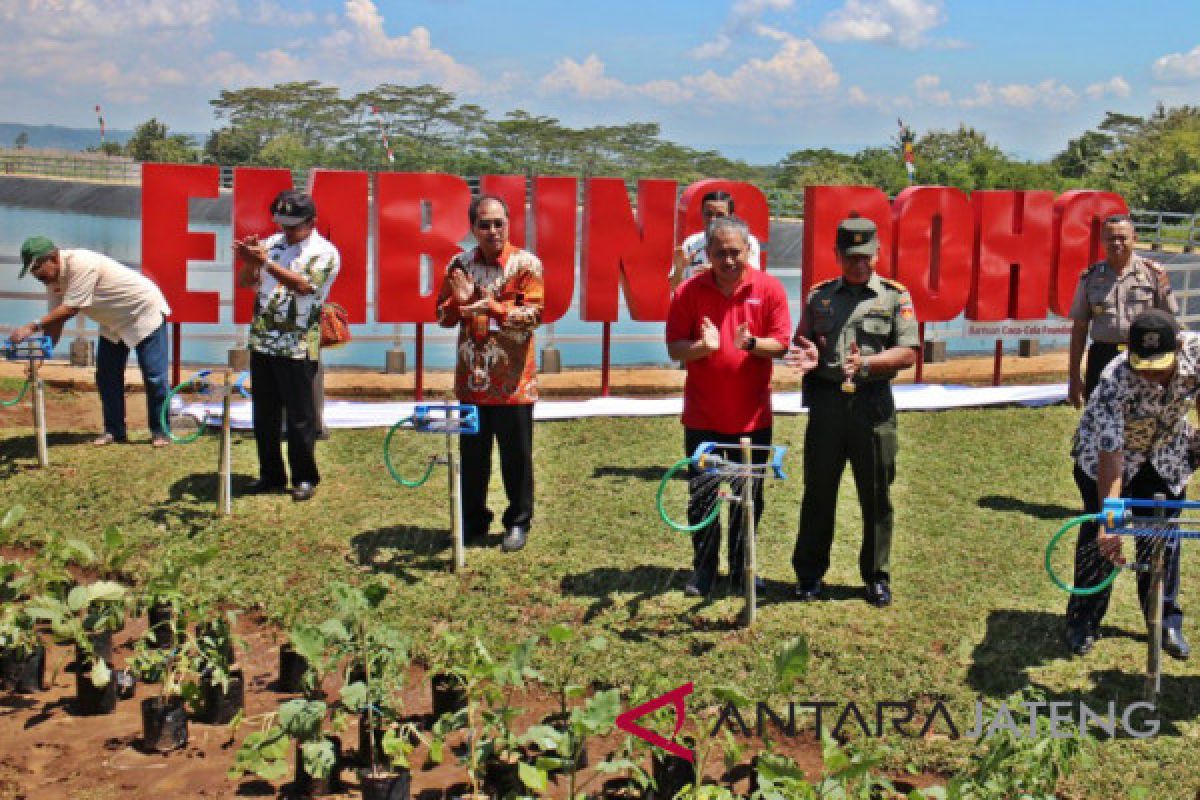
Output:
[
  {"xmin": 802, "ymin": 186, "xmax": 892, "ymax": 296},
  {"xmin": 892, "ymin": 187, "xmax": 972, "ymax": 322},
  {"xmin": 580, "ymin": 178, "xmax": 676, "ymax": 322},
  {"xmin": 376, "ymin": 173, "xmax": 471, "ymax": 322},
  {"xmin": 231, "ymin": 168, "xmax": 369, "ymax": 324},
  {"xmin": 232, "ymin": 168, "xmax": 294, "ymax": 323},
  {"xmin": 677, "ymin": 179, "xmax": 771, "ymax": 267},
  {"xmin": 1051, "ymin": 191, "xmax": 1129, "ymax": 317},
  {"xmin": 480, "ymin": 175, "xmax": 528, "ymax": 248},
  {"xmin": 142, "ymin": 163, "xmax": 219, "ymax": 323},
  {"xmin": 533, "ymin": 177, "xmax": 577, "ymax": 324},
  {"xmin": 969, "ymin": 191, "xmax": 1054, "ymax": 321}
]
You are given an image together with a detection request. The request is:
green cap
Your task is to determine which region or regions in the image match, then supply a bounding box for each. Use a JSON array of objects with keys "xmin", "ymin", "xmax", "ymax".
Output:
[
  {"xmin": 835, "ymin": 217, "xmax": 879, "ymax": 256},
  {"xmin": 19, "ymin": 236, "xmax": 56, "ymax": 278}
]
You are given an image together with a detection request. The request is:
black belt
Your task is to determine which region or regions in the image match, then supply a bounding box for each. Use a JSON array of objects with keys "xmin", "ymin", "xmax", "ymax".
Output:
[{"xmin": 804, "ymin": 375, "xmax": 891, "ymax": 395}]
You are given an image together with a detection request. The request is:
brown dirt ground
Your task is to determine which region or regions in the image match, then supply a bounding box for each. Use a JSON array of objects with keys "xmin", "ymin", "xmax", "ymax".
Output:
[
  {"xmin": 0, "ymin": 356, "xmax": 1038, "ymax": 797},
  {"xmin": 0, "ymin": 593, "xmax": 943, "ymax": 800}
]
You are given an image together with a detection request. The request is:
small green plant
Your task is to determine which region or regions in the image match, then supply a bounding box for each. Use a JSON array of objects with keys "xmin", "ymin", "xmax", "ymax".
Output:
[
  {"xmin": 96, "ymin": 525, "xmax": 137, "ymax": 581},
  {"xmin": 230, "ymin": 697, "xmax": 345, "ymax": 784},
  {"xmin": 194, "ymin": 609, "xmax": 244, "ymax": 694},
  {"xmin": 0, "ymin": 604, "xmax": 40, "ymax": 661},
  {"xmin": 26, "ymin": 580, "xmax": 127, "ymax": 687},
  {"xmin": 947, "ymin": 689, "xmax": 1093, "ymax": 800},
  {"xmin": 437, "ymin": 635, "xmax": 540, "ymax": 798},
  {"xmin": 142, "ymin": 545, "xmax": 218, "ymax": 614},
  {"xmin": 523, "ymin": 624, "xmax": 629, "ymax": 798}
]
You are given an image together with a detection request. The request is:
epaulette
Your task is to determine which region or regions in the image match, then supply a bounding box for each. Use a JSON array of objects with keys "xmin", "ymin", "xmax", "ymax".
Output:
[
  {"xmin": 807, "ymin": 278, "xmax": 836, "ymax": 298},
  {"xmin": 879, "ymin": 277, "xmax": 908, "ymax": 293},
  {"xmin": 1080, "ymin": 261, "xmax": 1104, "ymax": 279}
]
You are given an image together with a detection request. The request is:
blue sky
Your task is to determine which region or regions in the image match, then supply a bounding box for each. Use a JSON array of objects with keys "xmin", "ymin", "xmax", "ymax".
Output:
[{"xmin": 4, "ymin": 0, "xmax": 1200, "ymax": 163}]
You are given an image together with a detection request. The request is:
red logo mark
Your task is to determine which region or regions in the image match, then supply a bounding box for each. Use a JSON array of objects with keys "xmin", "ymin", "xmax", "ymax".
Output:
[{"xmin": 615, "ymin": 682, "xmax": 695, "ymax": 763}]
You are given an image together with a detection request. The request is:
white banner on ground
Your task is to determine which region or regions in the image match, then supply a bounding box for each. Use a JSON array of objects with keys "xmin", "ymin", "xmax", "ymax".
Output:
[{"xmin": 182, "ymin": 383, "xmax": 1067, "ymax": 430}]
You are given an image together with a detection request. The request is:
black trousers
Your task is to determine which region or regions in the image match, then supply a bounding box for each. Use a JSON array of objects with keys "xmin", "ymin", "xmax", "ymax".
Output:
[
  {"xmin": 460, "ymin": 404, "xmax": 535, "ymax": 536},
  {"xmin": 684, "ymin": 426, "xmax": 771, "ymax": 592},
  {"xmin": 1066, "ymin": 462, "xmax": 1184, "ymax": 635},
  {"xmin": 1084, "ymin": 341, "xmax": 1121, "ymax": 397},
  {"xmin": 250, "ymin": 351, "xmax": 320, "ymax": 487},
  {"xmin": 793, "ymin": 377, "xmax": 898, "ymax": 585}
]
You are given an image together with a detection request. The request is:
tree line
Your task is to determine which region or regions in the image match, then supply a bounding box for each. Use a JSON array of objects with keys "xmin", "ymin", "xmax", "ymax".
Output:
[{"xmin": 100, "ymin": 81, "xmax": 1200, "ymax": 212}]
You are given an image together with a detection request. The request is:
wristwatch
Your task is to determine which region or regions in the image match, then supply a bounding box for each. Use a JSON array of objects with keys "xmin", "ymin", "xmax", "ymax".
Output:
[
  {"xmin": 741, "ymin": 336, "xmax": 757, "ymax": 352},
  {"xmin": 858, "ymin": 358, "xmax": 871, "ymax": 379}
]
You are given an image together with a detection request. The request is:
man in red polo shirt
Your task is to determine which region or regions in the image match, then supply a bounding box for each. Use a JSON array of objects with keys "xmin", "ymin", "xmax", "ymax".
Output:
[{"xmin": 666, "ymin": 216, "xmax": 792, "ymax": 596}]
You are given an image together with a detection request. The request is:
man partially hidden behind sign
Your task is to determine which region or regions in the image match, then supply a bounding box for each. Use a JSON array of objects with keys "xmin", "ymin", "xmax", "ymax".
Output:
[
  {"xmin": 235, "ymin": 190, "xmax": 341, "ymax": 503},
  {"xmin": 665, "ymin": 215, "xmax": 791, "ymax": 596},
  {"xmin": 436, "ymin": 195, "xmax": 545, "ymax": 554},
  {"xmin": 1065, "ymin": 310, "xmax": 1196, "ymax": 660},
  {"xmin": 786, "ymin": 217, "xmax": 919, "ymax": 608},
  {"xmin": 1067, "ymin": 214, "xmax": 1178, "ymax": 409},
  {"xmin": 669, "ymin": 191, "xmax": 762, "ymax": 290}
]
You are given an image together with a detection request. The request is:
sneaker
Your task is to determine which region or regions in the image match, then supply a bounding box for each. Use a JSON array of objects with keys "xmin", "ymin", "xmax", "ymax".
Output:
[{"xmin": 92, "ymin": 433, "xmax": 126, "ymax": 446}]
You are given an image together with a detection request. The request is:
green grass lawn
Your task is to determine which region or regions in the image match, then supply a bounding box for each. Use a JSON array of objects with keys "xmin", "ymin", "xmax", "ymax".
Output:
[{"xmin": 2, "ymin": 404, "xmax": 1198, "ymax": 798}]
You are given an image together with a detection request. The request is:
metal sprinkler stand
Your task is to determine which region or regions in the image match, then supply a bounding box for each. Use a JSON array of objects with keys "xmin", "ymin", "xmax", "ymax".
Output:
[
  {"xmin": 164, "ymin": 368, "xmax": 250, "ymax": 517},
  {"xmin": 385, "ymin": 404, "xmax": 480, "ymax": 573},
  {"xmin": 1145, "ymin": 494, "xmax": 1167, "ymax": 703},
  {"xmin": 1090, "ymin": 495, "xmax": 1200, "ymax": 704},
  {"xmin": 3, "ymin": 336, "xmax": 54, "ymax": 468},
  {"xmin": 689, "ymin": 440, "xmax": 789, "ymax": 628}
]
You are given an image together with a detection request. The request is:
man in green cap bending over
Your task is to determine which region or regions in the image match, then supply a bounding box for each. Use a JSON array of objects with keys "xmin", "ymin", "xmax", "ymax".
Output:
[
  {"xmin": 8, "ymin": 236, "xmax": 172, "ymax": 447},
  {"xmin": 785, "ymin": 217, "xmax": 920, "ymax": 607}
]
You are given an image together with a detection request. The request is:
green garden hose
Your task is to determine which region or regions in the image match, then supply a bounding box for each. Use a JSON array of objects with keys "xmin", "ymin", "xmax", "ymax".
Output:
[
  {"xmin": 656, "ymin": 457, "xmax": 723, "ymax": 533},
  {"xmin": 160, "ymin": 379, "xmax": 208, "ymax": 444},
  {"xmin": 0, "ymin": 380, "xmax": 31, "ymax": 408},
  {"xmin": 1044, "ymin": 514, "xmax": 1121, "ymax": 595},
  {"xmin": 383, "ymin": 417, "xmax": 438, "ymax": 488}
]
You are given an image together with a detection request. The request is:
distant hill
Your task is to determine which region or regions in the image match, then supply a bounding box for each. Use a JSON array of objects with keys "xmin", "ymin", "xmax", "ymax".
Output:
[{"xmin": 0, "ymin": 122, "xmax": 132, "ymax": 151}]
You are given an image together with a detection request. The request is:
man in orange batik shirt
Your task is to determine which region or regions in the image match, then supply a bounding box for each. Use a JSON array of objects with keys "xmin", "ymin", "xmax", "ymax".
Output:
[{"xmin": 436, "ymin": 194, "xmax": 545, "ymax": 554}]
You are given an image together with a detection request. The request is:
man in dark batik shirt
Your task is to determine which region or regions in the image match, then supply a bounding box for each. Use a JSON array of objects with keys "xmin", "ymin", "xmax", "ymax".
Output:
[{"xmin": 1066, "ymin": 310, "xmax": 1200, "ymax": 660}]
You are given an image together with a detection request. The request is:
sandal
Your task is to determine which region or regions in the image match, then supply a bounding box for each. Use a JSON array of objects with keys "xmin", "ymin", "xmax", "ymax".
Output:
[{"xmin": 92, "ymin": 433, "xmax": 123, "ymax": 446}]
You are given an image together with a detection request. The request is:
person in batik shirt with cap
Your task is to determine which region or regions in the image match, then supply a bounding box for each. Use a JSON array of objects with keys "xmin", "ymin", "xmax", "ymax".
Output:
[{"xmin": 1065, "ymin": 309, "xmax": 1200, "ymax": 660}]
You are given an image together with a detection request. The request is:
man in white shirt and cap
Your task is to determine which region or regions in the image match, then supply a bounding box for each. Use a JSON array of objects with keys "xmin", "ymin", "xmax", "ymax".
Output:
[{"xmin": 9, "ymin": 235, "xmax": 172, "ymax": 447}]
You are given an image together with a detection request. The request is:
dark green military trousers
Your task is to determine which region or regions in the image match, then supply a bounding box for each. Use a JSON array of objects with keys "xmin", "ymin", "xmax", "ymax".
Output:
[{"xmin": 792, "ymin": 376, "xmax": 898, "ymax": 585}]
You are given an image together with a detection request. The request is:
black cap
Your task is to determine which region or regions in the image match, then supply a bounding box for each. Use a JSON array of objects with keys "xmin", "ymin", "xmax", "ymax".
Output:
[
  {"xmin": 270, "ymin": 190, "xmax": 316, "ymax": 226},
  {"xmin": 835, "ymin": 217, "xmax": 879, "ymax": 255},
  {"xmin": 1128, "ymin": 309, "xmax": 1179, "ymax": 370}
]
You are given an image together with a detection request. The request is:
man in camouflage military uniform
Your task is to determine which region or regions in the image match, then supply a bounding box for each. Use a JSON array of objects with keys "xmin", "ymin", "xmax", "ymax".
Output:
[
  {"xmin": 786, "ymin": 217, "xmax": 919, "ymax": 607},
  {"xmin": 235, "ymin": 190, "xmax": 340, "ymax": 502},
  {"xmin": 1067, "ymin": 214, "xmax": 1178, "ymax": 408}
]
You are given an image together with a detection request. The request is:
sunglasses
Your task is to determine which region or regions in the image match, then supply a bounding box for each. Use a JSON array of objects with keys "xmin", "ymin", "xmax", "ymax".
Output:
[{"xmin": 475, "ymin": 219, "xmax": 506, "ymax": 231}]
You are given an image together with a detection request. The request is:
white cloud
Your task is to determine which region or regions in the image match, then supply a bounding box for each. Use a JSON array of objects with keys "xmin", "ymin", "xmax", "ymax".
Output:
[
  {"xmin": 690, "ymin": 0, "xmax": 794, "ymax": 59},
  {"xmin": 913, "ymin": 73, "xmax": 950, "ymax": 105},
  {"xmin": 1085, "ymin": 76, "xmax": 1131, "ymax": 100},
  {"xmin": 540, "ymin": 26, "xmax": 838, "ymax": 110},
  {"xmin": 996, "ymin": 79, "xmax": 1077, "ymax": 108},
  {"xmin": 818, "ymin": 0, "xmax": 949, "ymax": 48},
  {"xmin": 539, "ymin": 54, "xmax": 631, "ymax": 101},
  {"xmin": 313, "ymin": 0, "xmax": 484, "ymax": 91},
  {"xmin": 691, "ymin": 34, "xmax": 733, "ymax": 60},
  {"xmin": 1153, "ymin": 45, "xmax": 1200, "ymax": 82},
  {"xmin": 958, "ymin": 79, "xmax": 1077, "ymax": 109}
]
